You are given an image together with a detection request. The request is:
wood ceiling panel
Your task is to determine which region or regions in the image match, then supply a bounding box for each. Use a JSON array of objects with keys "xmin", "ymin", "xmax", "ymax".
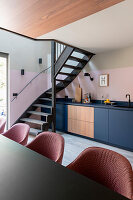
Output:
[{"xmin": 0, "ymin": 0, "xmax": 124, "ymax": 38}]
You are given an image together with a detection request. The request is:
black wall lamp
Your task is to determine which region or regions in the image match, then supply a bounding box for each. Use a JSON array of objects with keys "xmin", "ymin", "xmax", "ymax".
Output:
[{"xmin": 84, "ymin": 73, "xmax": 94, "ymax": 81}]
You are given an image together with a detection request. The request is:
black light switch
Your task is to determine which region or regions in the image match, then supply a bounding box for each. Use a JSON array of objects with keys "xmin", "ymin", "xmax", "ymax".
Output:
[
  {"xmin": 21, "ymin": 69, "xmax": 24, "ymax": 75},
  {"xmin": 39, "ymin": 58, "xmax": 42, "ymax": 64},
  {"xmin": 13, "ymin": 93, "xmax": 18, "ymax": 96}
]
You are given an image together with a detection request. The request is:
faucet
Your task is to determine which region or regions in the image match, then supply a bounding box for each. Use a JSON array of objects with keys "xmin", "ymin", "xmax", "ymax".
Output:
[{"xmin": 126, "ymin": 94, "xmax": 131, "ymax": 107}]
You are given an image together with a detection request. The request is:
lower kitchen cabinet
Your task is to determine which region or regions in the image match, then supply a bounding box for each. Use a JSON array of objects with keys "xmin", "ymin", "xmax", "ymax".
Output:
[
  {"xmin": 56, "ymin": 103, "xmax": 67, "ymax": 132},
  {"xmin": 68, "ymin": 105, "xmax": 94, "ymax": 138},
  {"xmin": 94, "ymin": 108, "xmax": 109, "ymax": 142},
  {"xmin": 109, "ymin": 109, "xmax": 133, "ymax": 150},
  {"xmin": 68, "ymin": 119, "xmax": 94, "ymax": 138},
  {"xmin": 56, "ymin": 102, "xmax": 133, "ymax": 151}
]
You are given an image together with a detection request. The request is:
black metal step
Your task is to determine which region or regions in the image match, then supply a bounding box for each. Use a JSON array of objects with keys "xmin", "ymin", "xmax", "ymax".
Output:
[
  {"xmin": 56, "ymin": 85, "xmax": 65, "ymax": 89},
  {"xmin": 39, "ymin": 98, "xmax": 52, "ymax": 101},
  {"xmin": 20, "ymin": 118, "xmax": 47, "ymax": 125},
  {"xmin": 74, "ymin": 48, "xmax": 95, "ymax": 57},
  {"xmin": 29, "ymin": 128, "xmax": 42, "ymax": 136},
  {"xmin": 63, "ymin": 64, "xmax": 81, "ymax": 70},
  {"xmin": 33, "ymin": 104, "xmax": 52, "ymax": 109},
  {"xmin": 45, "ymin": 91, "xmax": 52, "ymax": 95},
  {"xmin": 27, "ymin": 111, "xmax": 51, "ymax": 117},
  {"xmin": 56, "ymin": 79, "xmax": 71, "ymax": 83},
  {"xmin": 68, "ymin": 56, "xmax": 85, "ymax": 62},
  {"xmin": 58, "ymin": 72, "xmax": 77, "ymax": 76}
]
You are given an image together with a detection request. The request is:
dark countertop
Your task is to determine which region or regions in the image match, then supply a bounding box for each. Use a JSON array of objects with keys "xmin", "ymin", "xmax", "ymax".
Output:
[{"xmin": 56, "ymin": 100, "xmax": 133, "ymax": 111}]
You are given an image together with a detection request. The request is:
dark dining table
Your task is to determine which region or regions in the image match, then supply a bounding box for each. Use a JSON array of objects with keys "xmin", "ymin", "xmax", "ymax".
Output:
[{"xmin": 0, "ymin": 135, "xmax": 129, "ymax": 200}]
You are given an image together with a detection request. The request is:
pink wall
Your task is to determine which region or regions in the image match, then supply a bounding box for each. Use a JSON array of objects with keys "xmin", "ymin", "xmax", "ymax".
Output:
[
  {"xmin": 10, "ymin": 70, "xmax": 51, "ymax": 126},
  {"xmin": 10, "ymin": 65, "xmax": 133, "ymax": 126},
  {"xmin": 57, "ymin": 66, "xmax": 133, "ymax": 102}
]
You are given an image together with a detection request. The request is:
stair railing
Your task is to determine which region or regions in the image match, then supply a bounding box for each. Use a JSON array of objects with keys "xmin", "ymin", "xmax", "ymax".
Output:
[
  {"xmin": 11, "ymin": 66, "xmax": 51, "ymax": 102},
  {"xmin": 55, "ymin": 42, "xmax": 66, "ymax": 61},
  {"xmin": 51, "ymin": 41, "xmax": 56, "ymax": 132},
  {"xmin": 51, "ymin": 41, "xmax": 68, "ymax": 132}
]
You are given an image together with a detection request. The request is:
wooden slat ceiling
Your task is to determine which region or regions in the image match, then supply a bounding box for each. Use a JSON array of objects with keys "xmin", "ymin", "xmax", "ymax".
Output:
[{"xmin": 0, "ymin": 0, "xmax": 124, "ymax": 38}]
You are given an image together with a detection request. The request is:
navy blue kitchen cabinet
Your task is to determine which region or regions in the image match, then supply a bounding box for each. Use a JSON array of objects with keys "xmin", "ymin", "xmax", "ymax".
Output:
[
  {"xmin": 56, "ymin": 103, "xmax": 67, "ymax": 132},
  {"xmin": 56, "ymin": 102, "xmax": 133, "ymax": 151},
  {"xmin": 109, "ymin": 109, "xmax": 133, "ymax": 150},
  {"xmin": 94, "ymin": 108, "xmax": 109, "ymax": 142}
]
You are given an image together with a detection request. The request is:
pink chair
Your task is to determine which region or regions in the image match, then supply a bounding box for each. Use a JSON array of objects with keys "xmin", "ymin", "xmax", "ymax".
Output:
[
  {"xmin": 2, "ymin": 123, "xmax": 30, "ymax": 145},
  {"xmin": 26, "ymin": 132, "xmax": 64, "ymax": 164},
  {"xmin": 67, "ymin": 147, "xmax": 133, "ymax": 199},
  {"xmin": 0, "ymin": 117, "xmax": 6, "ymax": 134}
]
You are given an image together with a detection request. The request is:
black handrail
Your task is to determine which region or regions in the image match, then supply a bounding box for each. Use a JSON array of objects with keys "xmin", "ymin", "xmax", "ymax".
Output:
[{"xmin": 11, "ymin": 66, "xmax": 51, "ymax": 102}]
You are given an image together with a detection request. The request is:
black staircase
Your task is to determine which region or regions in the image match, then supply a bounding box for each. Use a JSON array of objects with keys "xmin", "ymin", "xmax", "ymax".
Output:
[{"xmin": 14, "ymin": 41, "xmax": 95, "ymax": 135}]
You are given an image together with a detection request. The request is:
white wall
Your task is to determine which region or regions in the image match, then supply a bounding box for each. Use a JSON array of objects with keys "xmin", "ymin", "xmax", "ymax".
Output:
[
  {"xmin": 87, "ymin": 45, "xmax": 133, "ymax": 71},
  {"xmin": 0, "ymin": 29, "xmax": 51, "ymax": 72},
  {"xmin": 0, "ymin": 29, "xmax": 51, "ymax": 126}
]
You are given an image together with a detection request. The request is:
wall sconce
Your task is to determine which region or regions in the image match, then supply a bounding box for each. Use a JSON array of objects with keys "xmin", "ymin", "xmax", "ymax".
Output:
[
  {"xmin": 21, "ymin": 69, "xmax": 24, "ymax": 75},
  {"xmin": 84, "ymin": 73, "xmax": 93, "ymax": 81},
  {"xmin": 39, "ymin": 58, "xmax": 42, "ymax": 64}
]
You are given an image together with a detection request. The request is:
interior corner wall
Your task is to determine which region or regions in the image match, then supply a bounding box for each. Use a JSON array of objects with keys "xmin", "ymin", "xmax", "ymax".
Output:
[
  {"xmin": 57, "ymin": 45, "xmax": 133, "ymax": 102},
  {"xmin": 0, "ymin": 30, "xmax": 51, "ymax": 126}
]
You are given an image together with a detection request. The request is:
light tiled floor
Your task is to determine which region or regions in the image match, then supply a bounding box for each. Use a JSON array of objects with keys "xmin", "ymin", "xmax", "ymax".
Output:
[{"xmin": 28, "ymin": 132, "xmax": 133, "ymax": 168}]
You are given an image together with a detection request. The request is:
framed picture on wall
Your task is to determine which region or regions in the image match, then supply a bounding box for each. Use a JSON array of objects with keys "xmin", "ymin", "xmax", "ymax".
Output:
[{"xmin": 100, "ymin": 74, "xmax": 109, "ymax": 87}]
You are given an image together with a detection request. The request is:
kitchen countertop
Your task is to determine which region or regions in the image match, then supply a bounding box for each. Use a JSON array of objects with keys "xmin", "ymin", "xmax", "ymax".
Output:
[{"xmin": 56, "ymin": 100, "xmax": 133, "ymax": 111}]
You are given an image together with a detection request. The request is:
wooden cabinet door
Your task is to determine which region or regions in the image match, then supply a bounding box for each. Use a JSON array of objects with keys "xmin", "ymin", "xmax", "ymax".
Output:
[
  {"xmin": 68, "ymin": 105, "xmax": 94, "ymax": 138},
  {"xmin": 68, "ymin": 119, "xmax": 77, "ymax": 133},
  {"xmin": 86, "ymin": 122, "xmax": 94, "ymax": 138},
  {"xmin": 77, "ymin": 120, "xmax": 86, "ymax": 136},
  {"xmin": 85, "ymin": 107, "xmax": 94, "ymax": 122},
  {"xmin": 77, "ymin": 106, "xmax": 86, "ymax": 121},
  {"xmin": 76, "ymin": 121, "xmax": 94, "ymax": 138},
  {"xmin": 76, "ymin": 106, "xmax": 94, "ymax": 122},
  {"xmin": 68, "ymin": 105, "xmax": 77, "ymax": 119}
]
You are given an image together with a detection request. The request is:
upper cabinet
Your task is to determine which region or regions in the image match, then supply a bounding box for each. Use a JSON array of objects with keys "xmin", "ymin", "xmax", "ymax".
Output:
[{"xmin": 68, "ymin": 105, "xmax": 94, "ymax": 138}]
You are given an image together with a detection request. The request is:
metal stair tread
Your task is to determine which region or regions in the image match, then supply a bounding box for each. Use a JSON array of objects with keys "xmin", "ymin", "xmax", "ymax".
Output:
[
  {"xmin": 74, "ymin": 48, "xmax": 94, "ymax": 56},
  {"xmin": 58, "ymin": 72, "xmax": 77, "ymax": 76},
  {"xmin": 20, "ymin": 118, "xmax": 47, "ymax": 125},
  {"xmin": 63, "ymin": 64, "xmax": 81, "ymax": 70},
  {"xmin": 33, "ymin": 104, "xmax": 52, "ymax": 108},
  {"xmin": 56, "ymin": 85, "xmax": 65, "ymax": 89},
  {"xmin": 27, "ymin": 111, "xmax": 51, "ymax": 116},
  {"xmin": 68, "ymin": 56, "xmax": 85, "ymax": 62},
  {"xmin": 29, "ymin": 128, "xmax": 42, "ymax": 136},
  {"xmin": 39, "ymin": 98, "xmax": 52, "ymax": 101},
  {"xmin": 56, "ymin": 79, "xmax": 71, "ymax": 82}
]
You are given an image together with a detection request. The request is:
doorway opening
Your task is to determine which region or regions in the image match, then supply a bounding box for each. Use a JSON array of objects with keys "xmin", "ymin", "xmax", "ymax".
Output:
[{"xmin": 0, "ymin": 53, "xmax": 8, "ymax": 128}]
